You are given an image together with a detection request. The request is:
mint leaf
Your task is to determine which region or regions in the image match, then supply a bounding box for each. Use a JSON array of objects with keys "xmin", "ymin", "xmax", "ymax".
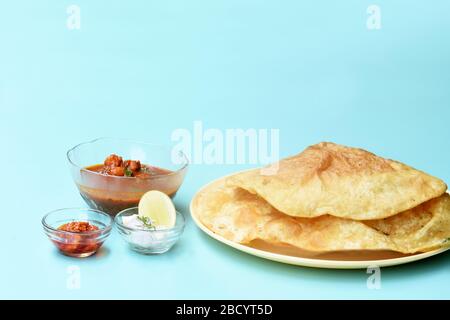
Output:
[
  {"xmin": 124, "ymin": 167, "xmax": 133, "ymax": 177},
  {"xmin": 137, "ymin": 216, "xmax": 156, "ymax": 230}
]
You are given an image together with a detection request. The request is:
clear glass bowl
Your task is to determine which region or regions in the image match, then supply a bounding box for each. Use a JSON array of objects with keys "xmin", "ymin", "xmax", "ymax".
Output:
[
  {"xmin": 42, "ymin": 208, "xmax": 113, "ymax": 258},
  {"xmin": 115, "ymin": 207, "xmax": 186, "ymax": 254},
  {"xmin": 67, "ymin": 138, "xmax": 189, "ymax": 216}
]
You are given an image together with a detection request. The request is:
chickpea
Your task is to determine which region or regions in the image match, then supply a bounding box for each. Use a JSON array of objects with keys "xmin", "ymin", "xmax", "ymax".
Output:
[
  {"xmin": 104, "ymin": 154, "xmax": 123, "ymax": 168},
  {"xmin": 109, "ymin": 166, "xmax": 125, "ymax": 176},
  {"xmin": 124, "ymin": 160, "xmax": 141, "ymax": 172}
]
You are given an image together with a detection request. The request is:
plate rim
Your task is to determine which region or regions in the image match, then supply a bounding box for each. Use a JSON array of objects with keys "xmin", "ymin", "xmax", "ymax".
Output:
[{"xmin": 190, "ymin": 172, "xmax": 450, "ymax": 269}]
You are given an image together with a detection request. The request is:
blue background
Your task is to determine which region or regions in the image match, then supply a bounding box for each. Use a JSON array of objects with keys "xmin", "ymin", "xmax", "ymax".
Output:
[{"xmin": 1, "ymin": 1, "xmax": 449, "ymax": 299}]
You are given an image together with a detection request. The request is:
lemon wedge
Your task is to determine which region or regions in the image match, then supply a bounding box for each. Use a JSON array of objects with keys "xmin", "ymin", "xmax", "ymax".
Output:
[{"xmin": 138, "ymin": 190, "xmax": 176, "ymax": 228}]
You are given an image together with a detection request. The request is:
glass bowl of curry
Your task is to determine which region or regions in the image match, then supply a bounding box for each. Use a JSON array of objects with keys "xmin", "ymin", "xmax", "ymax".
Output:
[
  {"xmin": 42, "ymin": 208, "xmax": 113, "ymax": 258},
  {"xmin": 67, "ymin": 138, "xmax": 189, "ymax": 216}
]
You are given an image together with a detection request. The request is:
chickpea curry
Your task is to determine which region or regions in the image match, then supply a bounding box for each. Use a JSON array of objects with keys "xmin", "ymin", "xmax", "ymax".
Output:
[
  {"xmin": 86, "ymin": 154, "xmax": 171, "ymax": 178},
  {"xmin": 78, "ymin": 154, "xmax": 178, "ymax": 215}
]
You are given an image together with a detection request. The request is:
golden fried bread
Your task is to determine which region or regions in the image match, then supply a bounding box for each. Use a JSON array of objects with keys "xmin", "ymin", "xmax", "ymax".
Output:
[
  {"xmin": 227, "ymin": 142, "xmax": 447, "ymax": 220},
  {"xmin": 193, "ymin": 178, "xmax": 450, "ymax": 254}
]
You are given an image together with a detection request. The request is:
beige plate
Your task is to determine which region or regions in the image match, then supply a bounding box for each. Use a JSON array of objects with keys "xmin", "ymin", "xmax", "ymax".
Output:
[{"xmin": 190, "ymin": 174, "xmax": 450, "ymax": 269}]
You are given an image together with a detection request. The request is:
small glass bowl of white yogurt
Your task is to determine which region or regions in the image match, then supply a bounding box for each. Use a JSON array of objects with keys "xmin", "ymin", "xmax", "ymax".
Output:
[{"xmin": 115, "ymin": 207, "xmax": 185, "ymax": 254}]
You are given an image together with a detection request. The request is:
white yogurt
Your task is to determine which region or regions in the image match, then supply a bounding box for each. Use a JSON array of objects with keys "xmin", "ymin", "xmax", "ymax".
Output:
[{"xmin": 122, "ymin": 214, "xmax": 168, "ymax": 247}]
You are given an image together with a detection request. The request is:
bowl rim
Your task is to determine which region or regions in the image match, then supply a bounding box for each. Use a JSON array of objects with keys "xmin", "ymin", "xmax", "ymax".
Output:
[
  {"xmin": 66, "ymin": 137, "xmax": 189, "ymax": 180},
  {"xmin": 114, "ymin": 207, "xmax": 186, "ymax": 233},
  {"xmin": 42, "ymin": 207, "xmax": 114, "ymax": 235}
]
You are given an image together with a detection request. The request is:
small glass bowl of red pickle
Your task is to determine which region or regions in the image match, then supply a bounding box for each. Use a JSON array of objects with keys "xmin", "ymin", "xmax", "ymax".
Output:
[{"xmin": 42, "ymin": 208, "xmax": 113, "ymax": 258}]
